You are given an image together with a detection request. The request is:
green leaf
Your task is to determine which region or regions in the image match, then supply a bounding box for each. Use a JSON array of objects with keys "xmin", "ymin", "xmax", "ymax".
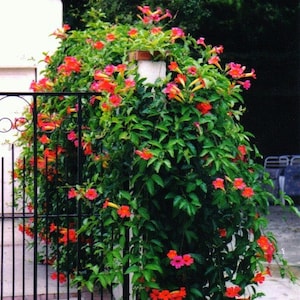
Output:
[
  {"xmin": 130, "ymin": 132, "xmax": 139, "ymax": 145},
  {"xmin": 119, "ymin": 190, "xmax": 131, "ymax": 200},
  {"xmin": 186, "ymin": 182, "xmax": 196, "ymax": 193},
  {"xmin": 137, "ymin": 207, "xmax": 150, "ymax": 220},
  {"xmin": 132, "ymin": 124, "xmax": 148, "ymax": 131},
  {"xmin": 151, "ymin": 174, "xmax": 164, "ymax": 187},
  {"xmin": 163, "ymin": 159, "xmax": 172, "ymax": 169},
  {"xmin": 97, "ymin": 272, "xmax": 109, "ymax": 288},
  {"xmin": 158, "ymin": 132, "xmax": 168, "ymax": 143},
  {"xmin": 189, "ymin": 192, "xmax": 200, "ymax": 205},
  {"xmin": 167, "ymin": 147, "xmax": 174, "ymax": 158},
  {"xmin": 90, "ymin": 265, "xmax": 100, "ymax": 274},
  {"xmin": 179, "ymin": 114, "xmax": 191, "ymax": 122},
  {"xmin": 149, "ymin": 239, "xmax": 164, "ymax": 248},
  {"xmin": 146, "ymin": 179, "xmax": 155, "ymax": 195},
  {"xmin": 103, "ymin": 218, "xmax": 115, "ymax": 227},
  {"xmin": 85, "ymin": 280, "xmax": 94, "ymax": 292},
  {"xmin": 143, "ymin": 270, "xmax": 154, "ymax": 282},
  {"xmin": 125, "ymin": 265, "xmax": 140, "ymax": 274},
  {"xmin": 166, "ymin": 139, "xmax": 178, "ymax": 148},
  {"xmin": 153, "ymin": 160, "xmax": 163, "ymax": 173},
  {"xmin": 132, "ymin": 272, "xmax": 143, "ymax": 284},
  {"xmin": 144, "ymin": 281, "xmax": 160, "ymax": 289},
  {"xmin": 173, "ymin": 195, "xmax": 184, "ymax": 208},
  {"xmin": 145, "ymin": 263, "xmax": 162, "ymax": 272},
  {"xmin": 155, "ymin": 124, "xmax": 169, "ymax": 133},
  {"xmin": 148, "ymin": 140, "xmax": 163, "ymax": 149},
  {"xmin": 190, "ymin": 287, "xmax": 204, "ymax": 298},
  {"xmin": 119, "ymin": 131, "xmax": 129, "ymax": 140},
  {"xmin": 198, "ymin": 180, "xmax": 207, "ymax": 193}
]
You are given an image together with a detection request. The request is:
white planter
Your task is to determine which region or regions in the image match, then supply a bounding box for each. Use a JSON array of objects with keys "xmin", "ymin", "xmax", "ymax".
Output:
[
  {"xmin": 137, "ymin": 60, "xmax": 166, "ymax": 84},
  {"xmin": 129, "ymin": 51, "xmax": 166, "ymax": 84}
]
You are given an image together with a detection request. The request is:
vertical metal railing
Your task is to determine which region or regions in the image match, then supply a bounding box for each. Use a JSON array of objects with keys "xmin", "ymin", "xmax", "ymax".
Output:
[
  {"xmin": 21, "ymin": 156, "xmax": 27, "ymax": 299},
  {"xmin": 0, "ymin": 157, "xmax": 4, "ymax": 300},
  {"xmin": 32, "ymin": 93, "xmax": 39, "ymax": 300},
  {"xmin": 0, "ymin": 92, "xmax": 131, "ymax": 300},
  {"xmin": 76, "ymin": 94, "xmax": 83, "ymax": 300},
  {"xmin": 11, "ymin": 145, "xmax": 15, "ymax": 300}
]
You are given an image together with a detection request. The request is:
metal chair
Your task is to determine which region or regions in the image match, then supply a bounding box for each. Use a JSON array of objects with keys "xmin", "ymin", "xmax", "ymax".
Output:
[
  {"xmin": 264, "ymin": 155, "xmax": 289, "ymax": 168},
  {"xmin": 283, "ymin": 165, "xmax": 300, "ymax": 197},
  {"xmin": 290, "ymin": 155, "xmax": 300, "ymax": 165},
  {"xmin": 263, "ymin": 155, "xmax": 289, "ymax": 202}
]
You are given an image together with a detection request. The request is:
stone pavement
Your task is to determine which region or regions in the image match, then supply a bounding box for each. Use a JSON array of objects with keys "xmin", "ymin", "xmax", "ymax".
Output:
[
  {"xmin": 257, "ymin": 205, "xmax": 300, "ymax": 299},
  {"xmin": 0, "ymin": 205, "xmax": 300, "ymax": 299},
  {"xmin": 0, "ymin": 220, "xmax": 80, "ymax": 299}
]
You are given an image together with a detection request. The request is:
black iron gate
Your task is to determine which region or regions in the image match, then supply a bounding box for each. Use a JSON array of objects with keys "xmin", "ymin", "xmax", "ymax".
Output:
[{"xmin": 0, "ymin": 92, "xmax": 128, "ymax": 300}]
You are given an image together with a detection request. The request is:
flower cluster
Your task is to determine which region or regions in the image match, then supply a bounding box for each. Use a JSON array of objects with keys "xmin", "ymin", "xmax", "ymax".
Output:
[
  {"xmin": 135, "ymin": 148, "xmax": 154, "ymax": 160},
  {"xmin": 162, "ymin": 58, "xmax": 255, "ymax": 123},
  {"xmin": 167, "ymin": 250, "xmax": 194, "ymax": 269},
  {"xmin": 257, "ymin": 235, "xmax": 276, "ymax": 263},
  {"xmin": 57, "ymin": 56, "xmax": 81, "ymax": 76},
  {"xmin": 225, "ymin": 285, "xmax": 242, "ymax": 298},
  {"xmin": 224, "ymin": 267, "xmax": 271, "ymax": 299},
  {"xmin": 50, "ymin": 224, "xmax": 77, "ymax": 245},
  {"xmin": 212, "ymin": 162, "xmax": 255, "ymax": 200},
  {"xmin": 37, "ymin": 113, "xmax": 61, "ymax": 132},
  {"xmin": 68, "ymin": 187, "xmax": 99, "ymax": 201},
  {"xmin": 50, "ymin": 272, "xmax": 67, "ymax": 284},
  {"xmin": 19, "ymin": 219, "xmax": 34, "ymax": 239},
  {"xmin": 103, "ymin": 198, "xmax": 131, "ymax": 218},
  {"xmin": 30, "ymin": 77, "xmax": 54, "ymax": 92},
  {"xmin": 90, "ymin": 64, "xmax": 136, "ymax": 111},
  {"xmin": 150, "ymin": 287, "xmax": 186, "ymax": 300},
  {"xmin": 137, "ymin": 5, "xmax": 172, "ymax": 24},
  {"xmin": 51, "ymin": 24, "xmax": 71, "ymax": 39},
  {"xmin": 252, "ymin": 267, "xmax": 271, "ymax": 284}
]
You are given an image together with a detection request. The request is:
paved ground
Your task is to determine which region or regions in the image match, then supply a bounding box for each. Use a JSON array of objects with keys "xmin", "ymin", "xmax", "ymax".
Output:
[
  {"xmin": 257, "ymin": 205, "xmax": 300, "ymax": 299},
  {"xmin": 1, "ymin": 205, "xmax": 300, "ymax": 299}
]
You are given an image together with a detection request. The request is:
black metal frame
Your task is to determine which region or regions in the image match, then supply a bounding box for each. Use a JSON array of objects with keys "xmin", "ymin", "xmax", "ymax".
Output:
[{"xmin": 0, "ymin": 92, "xmax": 128, "ymax": 300}]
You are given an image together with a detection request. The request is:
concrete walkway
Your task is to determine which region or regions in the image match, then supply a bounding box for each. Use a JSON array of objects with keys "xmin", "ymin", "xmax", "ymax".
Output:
[
  {"xmin": 0, "ymin": 219, "xmax": 112, "ymax": 299},
  {"xmin": 0, "ymin": 219, "xmax": 78, "ymax": 299},
  {"xmin": 1, "ymin": 205, "xmax": 300, "ymax": 299},
  {"xmin": 256, "ymin": 205, "xmax": 300, "ymax": 299}
]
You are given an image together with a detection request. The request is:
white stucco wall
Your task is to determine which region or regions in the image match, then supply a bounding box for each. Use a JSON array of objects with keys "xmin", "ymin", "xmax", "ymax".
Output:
[
  {"xmin": 0, "ymin": 0, "xmax": 62, "ymax": 74},
  {"xmin": 0, "ymin": 0, "xmax": 62, "ymax": 213}
]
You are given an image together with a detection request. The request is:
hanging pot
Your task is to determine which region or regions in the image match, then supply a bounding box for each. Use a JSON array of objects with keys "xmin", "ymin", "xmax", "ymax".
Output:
[{"xmin": 129, "ymin": 51, "xmax": 166, "ymax": 84}]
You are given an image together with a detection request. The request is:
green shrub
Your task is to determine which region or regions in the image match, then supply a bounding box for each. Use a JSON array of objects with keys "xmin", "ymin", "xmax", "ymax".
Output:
[{"xmin": 16, "ymin": 5, "xmax": 298, "ymax": 300}]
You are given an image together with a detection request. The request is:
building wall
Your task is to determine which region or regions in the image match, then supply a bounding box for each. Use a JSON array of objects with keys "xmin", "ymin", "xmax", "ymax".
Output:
[
  {"xmin": 0, "ymin": 0, "xmax": 62, "ymax": 213},
  {"xmin": 0, "ymin": 0, "xmax": 62, "ymax": 75}
]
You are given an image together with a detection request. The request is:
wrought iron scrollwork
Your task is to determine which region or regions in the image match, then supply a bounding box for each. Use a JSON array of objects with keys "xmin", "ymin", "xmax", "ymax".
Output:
[{"xmin": 0, "ymin": 95, "xmax": 32, "ymax": 133}]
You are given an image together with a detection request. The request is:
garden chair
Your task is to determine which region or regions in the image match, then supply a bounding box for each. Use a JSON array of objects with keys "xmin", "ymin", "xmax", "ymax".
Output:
[
  {"xmin": 263, "ymin": 155, "xmax": 289, "ymax": 203},
  {"xmin": 283, "ymin": 165, "xmax": 300, "ymax": 198},
  {"xmin": 290, "ymin": 155, "xmax": 300, "ymax": 166}
]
